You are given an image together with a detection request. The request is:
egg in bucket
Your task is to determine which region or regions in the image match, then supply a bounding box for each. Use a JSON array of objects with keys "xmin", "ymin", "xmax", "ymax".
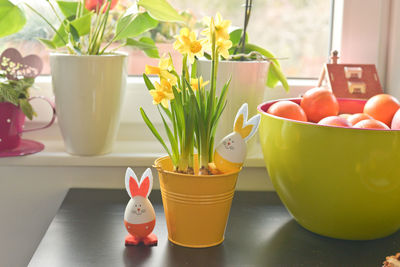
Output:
[{"xmin": 258, "ymin": 98, "xmax": 400, "ymax": 240}]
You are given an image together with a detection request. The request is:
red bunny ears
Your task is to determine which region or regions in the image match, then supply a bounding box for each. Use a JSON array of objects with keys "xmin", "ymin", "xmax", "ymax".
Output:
[{"xmin": 125, "ymin": 168, "xmax": 153, "ymax": 198}]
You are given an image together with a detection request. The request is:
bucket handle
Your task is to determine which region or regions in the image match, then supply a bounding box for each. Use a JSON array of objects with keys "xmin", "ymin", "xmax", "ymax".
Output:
[{"xmin": 22, "ymin": 96, "xmax": 56, "ymax": 133}]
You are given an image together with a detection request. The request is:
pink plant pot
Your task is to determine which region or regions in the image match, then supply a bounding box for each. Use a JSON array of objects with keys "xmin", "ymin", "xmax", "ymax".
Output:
[
  {"xmin": 0, "ymin": 98, "xmax": 56, "ymax": 151},
  {"xmin": 0, "ymin": 102, "xmax": 25, "ymax": 150}
]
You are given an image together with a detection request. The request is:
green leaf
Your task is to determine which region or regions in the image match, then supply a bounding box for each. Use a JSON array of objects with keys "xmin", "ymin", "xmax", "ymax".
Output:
[
  {"xmin": 56, "ymin": 1, "xmax": 89, "ymax": 18},
  {"xmin": 142, "ymin": 74, "xmax": 155, "ymax": 90},
  {"xmin": 157, "ymin": 106, "xmax": 179, "ymax": 163},
  {"xmin": 57, "ymin": 1, "xmax": 77, "ymax": 18},
  {"xmin": 191, "ymin": 60, "xmax": 197, "ymax": 79},
  {"xmin": 243, "ymin": 43, "xmax": 288, "ymax": 90},
  {"xmin": 116, "ymin": 12, "xmax": 158, "ymax": 40},
  {"xmin": 266, "ymin": 66, "xmax": 279, "ymax": 89},
  {"xmin": 229, "ymin": 29, "xmax": 248, "ymax": 47},
  {"xmin": 126, "ymin": 37, "xmax": 159, "ymax": 58},
  {"xmin": 0, "ymin": 0, "xmax": 26, "ymax": 38},
  {"xmin": 71, "ymin": 13, "xmax": 92, "ymax": 36},
  {"xmin": 39, "ymin": 38, "xmax": 57, "ymax": 50},
  {"xmin": 243, "ymin": 43, "xmax": 279, "ymax": 65},
  {"xmin": 0, "ymin": 85, "xmax": 18, "ymax": 105},
  {"xmin": 51, "ymin": 23, "xmax": 68, "ymax": 48},
  {"xmin": 137, "ymin": 0, "xmax": 184, "ymax": 22},
  {"xmin": 268, "ymin": 62, "xmax": 289, "ymax": 91},
  {"xmin": 52, "ymin": 14, "xmax": 92, "ymax": 48},
  {"xmin": 19, "ymin": 99, "xmax": 34, "ymax": 120},
  {"xmin": 140, "ymin": 107, "xmax": 173, "ymax": 161},
  {"xmin": 69, "ymin": 24, "xmax": 80, "ymax": 43}
]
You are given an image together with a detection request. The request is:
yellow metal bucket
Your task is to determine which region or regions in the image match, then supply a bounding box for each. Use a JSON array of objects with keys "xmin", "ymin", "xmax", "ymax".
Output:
[{"xmin": 154, "ymin": 156, "xmax": 240, "ymax": 248}]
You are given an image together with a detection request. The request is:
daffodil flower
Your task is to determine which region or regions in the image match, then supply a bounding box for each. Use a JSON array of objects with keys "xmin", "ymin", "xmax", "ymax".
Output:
[
  {"xmin": 201, "ymin": 12, "xmax": 231, "ymax": 42},
  {"xmin": 173, "ymin": 27, "xmax": 204, "ymax": 64},
  {"xmin": 217, "ymin": 39, "xmax": 233, "ymax": 59},
  {"xmin": 190, "ymin": 76, "xmax": 209, "ymax": 91},
  {"xmin": 149, "ymin": 80, "xmax": 174, "ymax": 108},
  {"xmin": 155, "ymin": 79, "xmax": 173, "ymax": 94},
  {"xmin": 145, "ymin": 55, "xmax": 177, "ymax": 85}
]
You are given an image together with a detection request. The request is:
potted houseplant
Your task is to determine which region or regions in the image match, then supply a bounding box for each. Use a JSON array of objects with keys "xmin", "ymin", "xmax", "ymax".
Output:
[
  {"xmin": 197, "ymin": 1, "xmax": 288, "ymax": 147},
  {"xmin": 0, "ymin": 2, "xmax": 55, "ymax": 155},
  {"xmin": 140, "ymin": 13, "xmax": 259, "ymax": 248},
  {"xmin": 27, "ymin": 0, "xmax": 183, "ymax": 155},
  {"xmin": 0, "ymin": 48, "xmax": 56, "ymax": 154}
]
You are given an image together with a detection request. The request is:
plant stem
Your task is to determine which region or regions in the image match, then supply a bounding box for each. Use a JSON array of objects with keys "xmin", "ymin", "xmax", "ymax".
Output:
[
  {"xmin": 100, "ymin": 12, "xmax": 137, "ymax": 54},
  {"xmin": 46, "ymin": 0, "xmax": 64, "ymax": 24},
  {"xmin": 234, "ymin": 0, "xmax": 252, "ymax": 56},
  {"xmin": 25, "ymin": 3, "xmax": 68, "ymax": 47}
]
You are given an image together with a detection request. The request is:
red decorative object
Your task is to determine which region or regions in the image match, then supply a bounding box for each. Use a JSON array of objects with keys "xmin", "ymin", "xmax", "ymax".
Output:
[
  {"xmin": 124, "ymin": 168, "xmax": 158, "ymax": 247},
  {"xmin": 317, "ymin": 50, "xmax": 383, "ymax": 99},
  {"xmin": 85, "ymin": 0, "xmax": 118, "ymax": 12}
]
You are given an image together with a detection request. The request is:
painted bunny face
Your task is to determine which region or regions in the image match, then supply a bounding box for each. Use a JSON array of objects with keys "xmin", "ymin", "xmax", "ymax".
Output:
[
  {"xmin": 223, "ymin": 137, "xmax": 235, "ymax": 150},
  {"xmin": 125, "ymin": 196, "xmax": 155, "ymax": 224},
  {"xmin": 217, "ymin": 132, "xmax": 246, "ymax": 163},
  {"xmin": 124, "ymin": 168, "xmax": 156, "ymax": 224}
]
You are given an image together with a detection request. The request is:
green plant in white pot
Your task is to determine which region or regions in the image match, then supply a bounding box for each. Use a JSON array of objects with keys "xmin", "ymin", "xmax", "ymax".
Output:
[
  {"xmin": 27, "ymin": 0, "xmax": 183, "ymax": 155},
  {"xmin": 197, "ymin": 0, "xmax": 288, "ymax": 149}
]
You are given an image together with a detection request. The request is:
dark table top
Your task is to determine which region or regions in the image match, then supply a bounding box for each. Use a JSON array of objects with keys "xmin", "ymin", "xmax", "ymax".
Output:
[{"xmin": 29, "ymin": 189, "xmax": 400, "ymax": 267}]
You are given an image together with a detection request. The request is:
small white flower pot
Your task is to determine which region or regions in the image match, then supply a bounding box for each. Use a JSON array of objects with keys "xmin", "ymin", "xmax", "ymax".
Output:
[{"xmin": 50, "ymin": 53, "xmax": 127, "ymax": 156}]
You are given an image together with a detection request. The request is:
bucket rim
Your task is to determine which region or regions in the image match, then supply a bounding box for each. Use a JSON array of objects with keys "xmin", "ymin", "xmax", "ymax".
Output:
[{"xmin": 153, "ymin": 155, "xmax": 241, "ymax": 178}]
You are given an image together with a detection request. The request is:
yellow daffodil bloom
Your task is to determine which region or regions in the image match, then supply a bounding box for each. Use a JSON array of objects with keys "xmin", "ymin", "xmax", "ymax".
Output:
[
  {"xmin": 190, "ymin": 77, "xmax": 209, "ymax": 91},
  {"xmin": 150, "ymin": 80, "xmax": 174, "ymax": 108},
  {"xmin": 173, "ymin": 27, "xmax": 204, "ymax": 64},
  {"xmin": 149, "ymin": 90, "xmax": 172, "ymax": 108},
  {"xmin": 155, "ymin": 79, "xmax": 173, "ymax": 94},
  {"xmin": 217, "ymin": 39, "xmax": 233, "ymax": 59},
  {"xmin": 145, "ymin": 55, "xmax": 177, "ymax": 85},
  {"xmin": 201, "ymin": 12, "xmax": 231, "ymax": 42}
]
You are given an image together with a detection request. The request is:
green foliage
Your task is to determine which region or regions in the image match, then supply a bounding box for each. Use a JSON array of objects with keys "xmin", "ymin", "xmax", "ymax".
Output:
[
  {"xmin": 126, "ymin": 37, "xmax": 159, "ymax": 58},
  {"xmin": 0, "ymin": 76, "xmax": 35, "ymax": 119},
  {"xmin": 140, "ymin": 107, "xmax": 173, "ymax": 160},
  {"xmin": 137, "ymin": 0, "xmax": 184, "ymax": 22},
  {"xmin": 57, "ymin": 1, "xmax": 89, "ymax": 18},
  {"xmin": 116, "ymin": 12, "xmax": 159, "ymax": 40},
  {"xmin": 229, "ymin": 29, "xmax": 248, "ymax": 46},
  {"xmin": 26, "ymin": 0, "xmax": 183, "ymax": 55},
  {"xmin": 140, "ymin": 28, "xmax": 229, "ymax": 174},
  {"xmin": 0, "ymin": 0, "xmax": 26, "ymax": 38}
]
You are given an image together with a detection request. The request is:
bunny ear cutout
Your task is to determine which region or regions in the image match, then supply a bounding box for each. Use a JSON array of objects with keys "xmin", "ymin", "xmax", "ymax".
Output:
[
  {"xmin": 125, "ymin": 168, "xmax": 153, "ymax": 198},
  {"xmin": 233, "ymin": 103, "xmax": 248, "ymax": 132},
  {"xmin": 125, "ymin": 167, "xmax": 139, "ymax": 198},
  {"xmin": 243, "ymin": 114, "xmax": 261, "ymax": 142},
  {"xmin": 139, "ymin": 168, "xmax": 153, "ymax": 198},
  {"xmin": 239, "ymin": 124, "xmax": 254, "ymax": 139},
  {"xmin": 233, "ymin": 103, "xmax": 261, "ymax": 142}
]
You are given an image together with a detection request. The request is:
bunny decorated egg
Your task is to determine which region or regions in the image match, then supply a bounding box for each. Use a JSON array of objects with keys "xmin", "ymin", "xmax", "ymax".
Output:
[
  {"xmin": 214, "ymin": 103, "xmax": 261, "ymax": 173},
  {"xmin": 124, "ymin": 167, "xmax": 158, "ymax": 246}
]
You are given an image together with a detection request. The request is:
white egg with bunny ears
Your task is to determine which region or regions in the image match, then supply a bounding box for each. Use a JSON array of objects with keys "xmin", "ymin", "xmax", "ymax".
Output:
[
  {"xmin": 124, "ymin": 167, "xmax": 158, "ymax": 246},
  {"xmin": 214, "ymin": 103, "xmax": 261, "ymax": 173}
]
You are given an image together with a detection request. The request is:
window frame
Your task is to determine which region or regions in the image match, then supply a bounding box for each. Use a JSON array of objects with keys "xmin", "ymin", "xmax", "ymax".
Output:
[{"xmin": 31, "ymin": 0, "xmax": 391, "ymax": 134}]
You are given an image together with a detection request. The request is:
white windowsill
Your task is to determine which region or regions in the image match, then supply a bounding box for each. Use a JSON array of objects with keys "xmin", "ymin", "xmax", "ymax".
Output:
[{"xmin": 0, "ymin": 77, "xmax": 316, "ymax": 168}]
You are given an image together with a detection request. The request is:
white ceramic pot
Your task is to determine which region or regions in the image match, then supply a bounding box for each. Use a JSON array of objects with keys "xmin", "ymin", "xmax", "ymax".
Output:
[
  {"xmin": 50, "ymin": 53, "xmax": 127, "ymax": 155},
  {"xmin": 197, "ymin": 60, "xmax": 269, "ymax": 148}
]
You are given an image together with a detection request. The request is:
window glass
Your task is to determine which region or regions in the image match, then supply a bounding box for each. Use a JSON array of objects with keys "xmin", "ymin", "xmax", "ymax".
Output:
[
  {"xmin": 0, "ymin": 0, "xmax": 332, "ymax": 78},
  {"xmin": 169, "ymin": 0, "xmax": 332, "ymax": 78}
]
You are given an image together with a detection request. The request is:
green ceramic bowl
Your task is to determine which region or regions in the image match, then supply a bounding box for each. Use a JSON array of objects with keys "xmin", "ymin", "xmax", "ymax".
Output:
[{"xmin": 258, "ymin": 98, "xmax": 400, "ymax": 240}]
